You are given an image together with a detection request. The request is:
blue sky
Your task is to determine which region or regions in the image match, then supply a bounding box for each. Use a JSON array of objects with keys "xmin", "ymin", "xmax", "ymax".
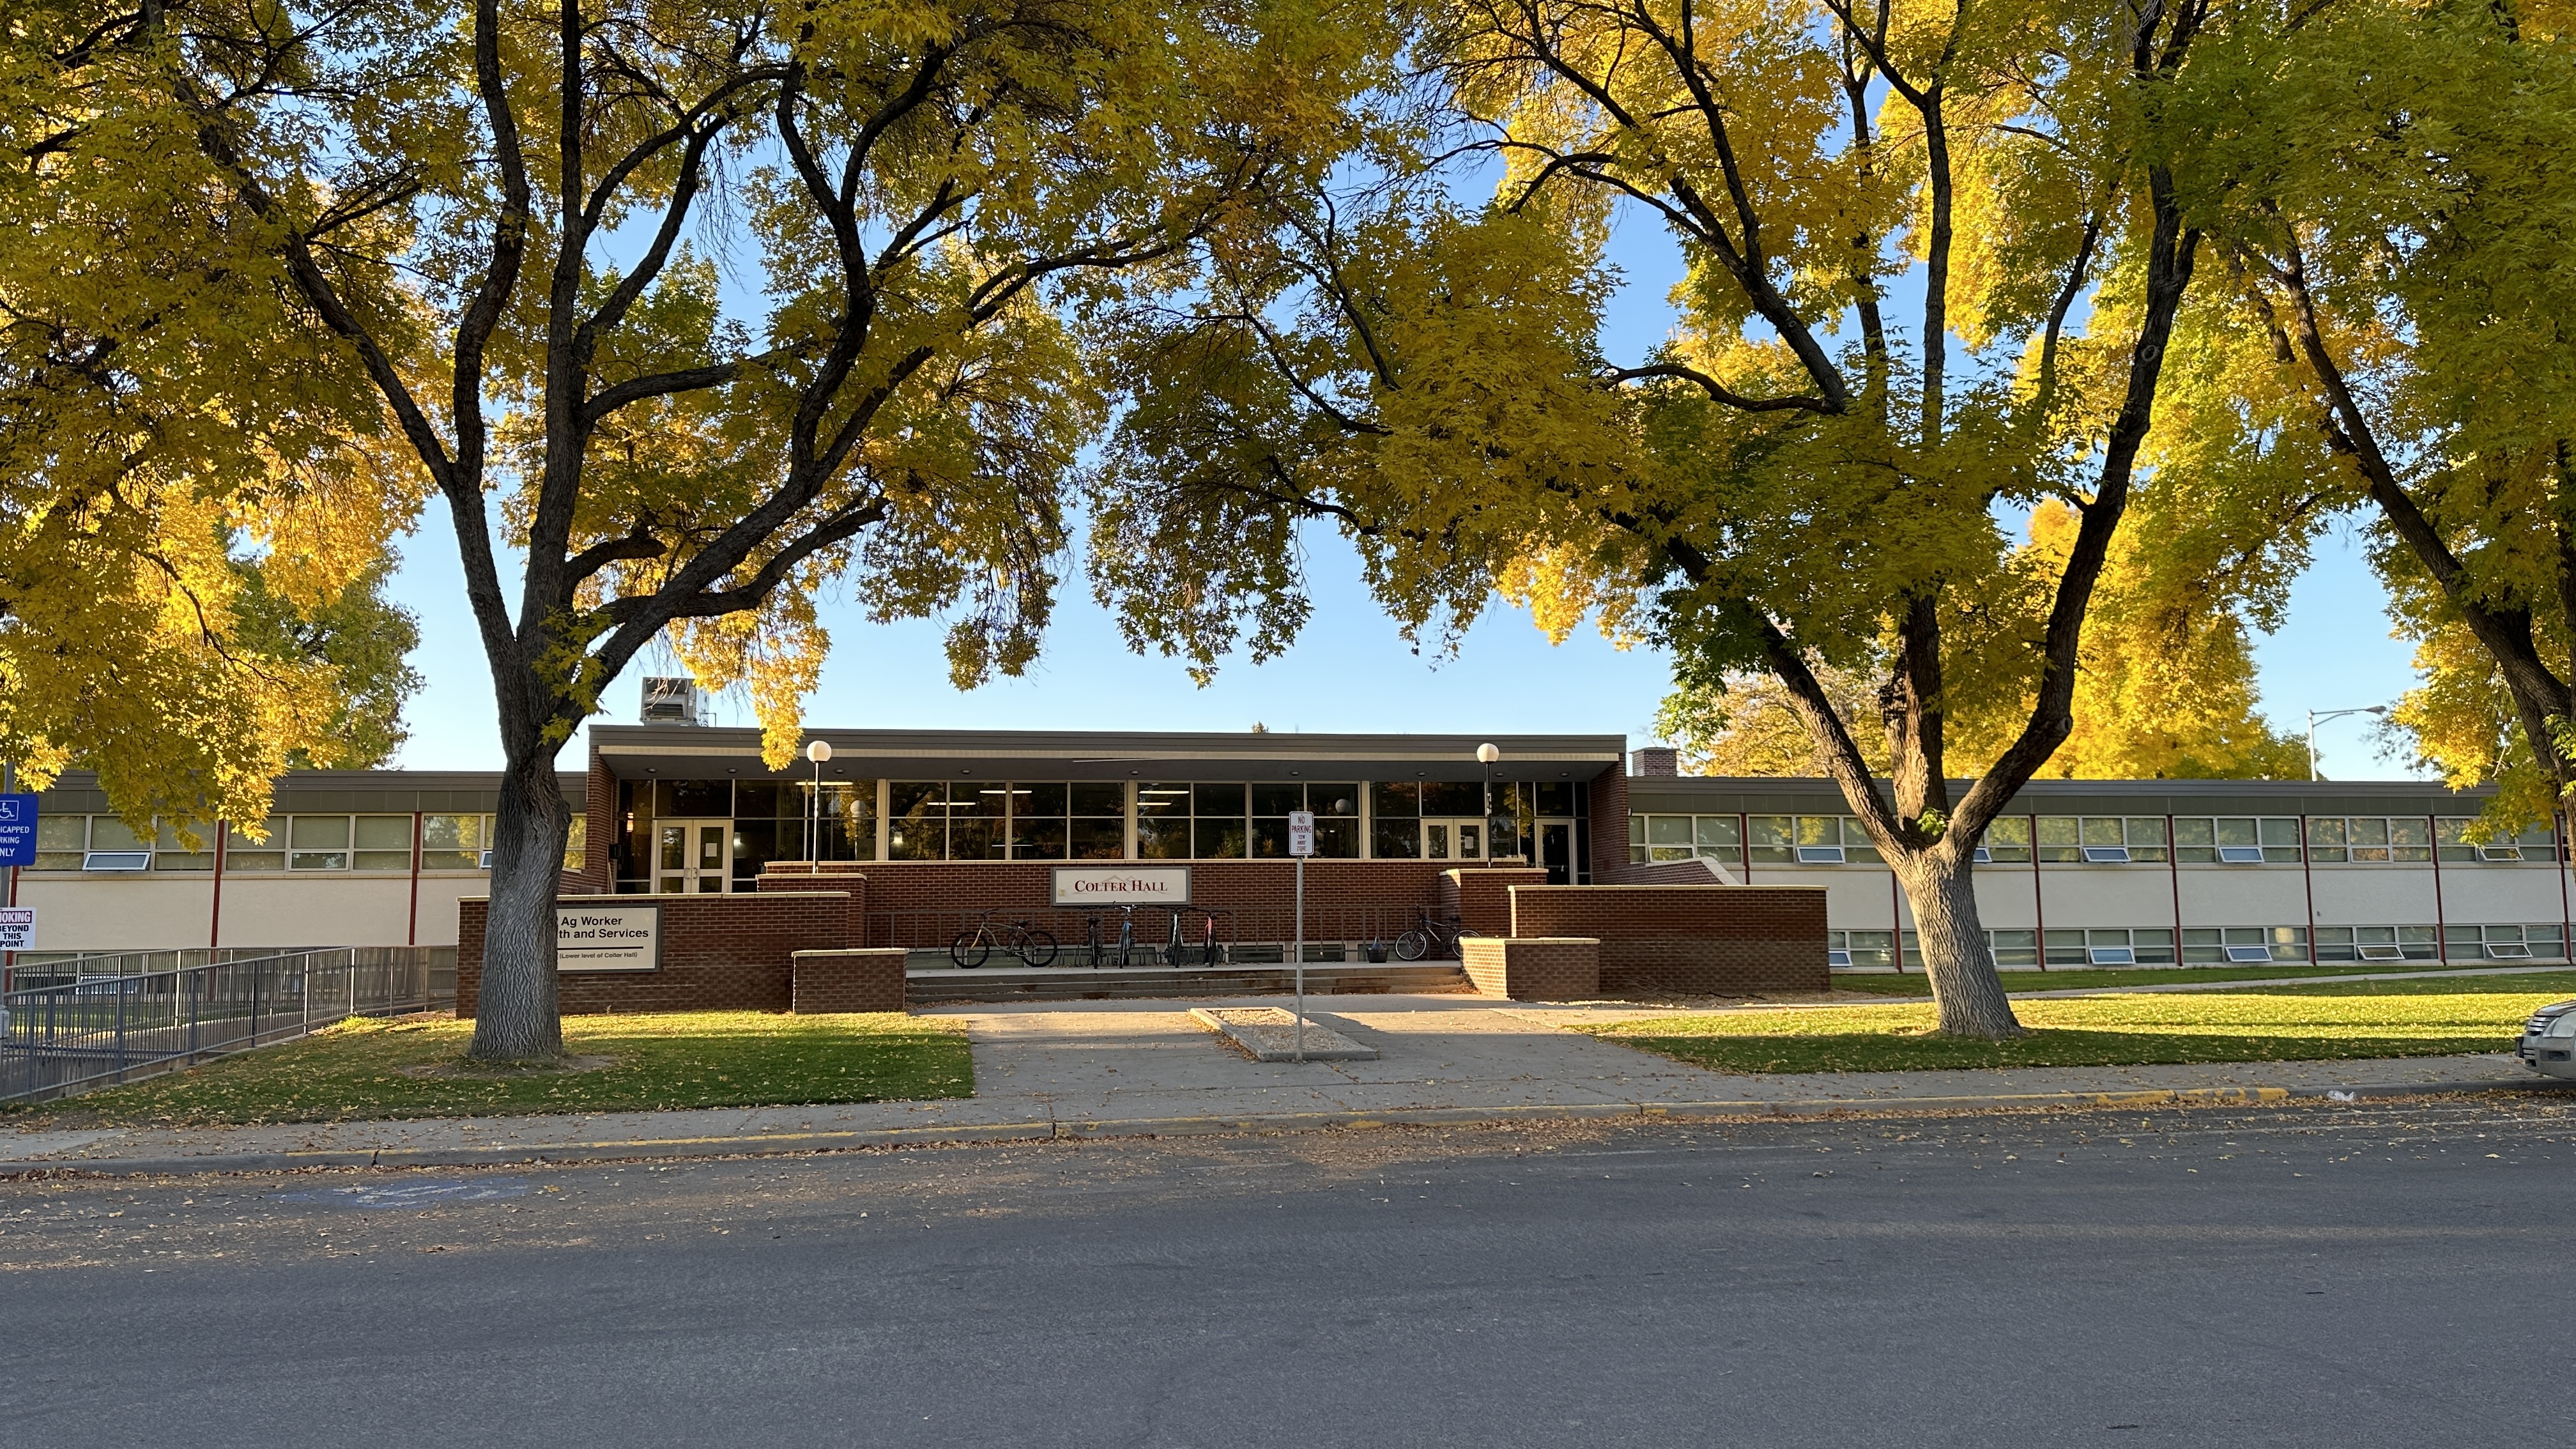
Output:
[{"xmin": 379, "ymin": 203, "xmax": 2432, "ymax": 782}]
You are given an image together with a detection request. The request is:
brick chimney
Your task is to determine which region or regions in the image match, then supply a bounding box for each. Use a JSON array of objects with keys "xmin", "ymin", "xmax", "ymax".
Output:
[{"xmin": 1630, "ymin": 746, "xmax": 1678, "ymax": 777}]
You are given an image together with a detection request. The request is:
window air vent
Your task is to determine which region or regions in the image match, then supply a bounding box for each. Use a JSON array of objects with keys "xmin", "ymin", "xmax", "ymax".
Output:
[{"xmin": 640, "ymin": 676, "xmax": 703, "ymax": 725}]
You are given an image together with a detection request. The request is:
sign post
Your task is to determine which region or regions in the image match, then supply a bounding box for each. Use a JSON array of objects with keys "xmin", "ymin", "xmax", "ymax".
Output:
[
  {"xmin": 0, "ymin": 775, "xmax": 33, "ymax": 990},
  {"xmin": 1289, "ymin": 809, "xmax": 1314, "ymax": 1061}
]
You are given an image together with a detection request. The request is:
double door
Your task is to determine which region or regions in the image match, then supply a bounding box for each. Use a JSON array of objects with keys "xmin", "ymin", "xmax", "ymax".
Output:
[
  {"xmin": 655, "ymin": 818, "xmax": 733, "ymax": 893},
  {"xmin": 1422, "ymin": 818, "xmax": 1486, "ymax": 861},
  {"xmin": 1420, "ymin": 817, "xmax": 1577, "ymax": 877}
]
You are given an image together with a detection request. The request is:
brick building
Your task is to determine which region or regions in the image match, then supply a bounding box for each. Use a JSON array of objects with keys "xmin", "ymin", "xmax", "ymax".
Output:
[{"xmin": 11, "ymin": 718, "xmax": 2573, "ymax": 977}]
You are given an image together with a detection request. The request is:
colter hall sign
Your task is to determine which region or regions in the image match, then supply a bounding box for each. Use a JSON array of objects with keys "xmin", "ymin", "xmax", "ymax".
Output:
[{"xmin": 1051, "ymin": 864, "xmax": 1191, "ymax": 907}]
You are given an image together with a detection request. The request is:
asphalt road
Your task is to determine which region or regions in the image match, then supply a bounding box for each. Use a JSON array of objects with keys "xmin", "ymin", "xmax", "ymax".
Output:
[{"xmin": 3, "ymin": 1096, "xmax": 2572, "ymax": 1448}]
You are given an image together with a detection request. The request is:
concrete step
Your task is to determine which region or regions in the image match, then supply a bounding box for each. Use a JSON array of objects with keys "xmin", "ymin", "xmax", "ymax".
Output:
[{"xmin": 905, "ymin": 961, "xmax": 1471, "ymax": 1005}]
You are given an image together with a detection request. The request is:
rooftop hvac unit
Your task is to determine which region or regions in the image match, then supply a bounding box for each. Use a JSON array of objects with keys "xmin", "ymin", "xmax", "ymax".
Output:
[{"xmin": 641, "ymin": 676, "xmax": 704, "ymax": 724}]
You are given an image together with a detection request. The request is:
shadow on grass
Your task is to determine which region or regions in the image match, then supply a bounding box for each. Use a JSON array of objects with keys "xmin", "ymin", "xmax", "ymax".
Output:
[
  {"xmin": 1605, "ymin": 1028, "xmax": 2514, "ymax": 1076},
  {"xmin": 14, "ymin": 1012, "xmax": 976, "ymax": 1126}
]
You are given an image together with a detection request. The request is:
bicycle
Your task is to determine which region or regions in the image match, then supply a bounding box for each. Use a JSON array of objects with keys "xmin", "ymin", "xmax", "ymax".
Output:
[
  {"xmin": 1079, "ymin": 908, "xmax": 1136, "ymax": 968},
  {"xmin": 1393, "ymin": 912, "xmax": 1480, "ymax": 962},
  {"xmin": 950, "ymin": 911, "xmax": 1059, "ymax": 969}
]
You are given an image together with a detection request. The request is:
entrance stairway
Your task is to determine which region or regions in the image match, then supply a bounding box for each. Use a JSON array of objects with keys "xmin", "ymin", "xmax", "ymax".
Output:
[{"xmin": 905, "ymin": 960, "xmax": 1471, "ymax": 1006}]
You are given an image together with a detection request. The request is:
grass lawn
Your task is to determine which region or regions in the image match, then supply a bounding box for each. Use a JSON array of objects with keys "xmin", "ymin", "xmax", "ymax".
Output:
[
  {"xmin": 1836, "ymin": 960, "xmax": 2536, "ymax": 997},
  {"xmin": 1591, "ymin": 971, "xmax": 2576, "ymax": 1075},
  {"xmin": 3, "ymin": 1011, "xmax": 975, "ymax": 1126}
]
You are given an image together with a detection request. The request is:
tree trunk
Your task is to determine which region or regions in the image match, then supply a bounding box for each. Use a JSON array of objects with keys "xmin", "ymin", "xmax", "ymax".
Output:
[
  {"xmin": 468, "ymin": 747, "xmax": 571, "ymax": 1061},
  {"xmin": 1893, "ymin": 847, "xmax": 2025, "ymax": 1039}
]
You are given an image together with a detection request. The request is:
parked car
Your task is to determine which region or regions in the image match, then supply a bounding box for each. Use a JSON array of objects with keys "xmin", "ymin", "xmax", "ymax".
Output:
[{"xmin": 2518, "ymin": 1000, "xmax": 2576, "ymax": 1079}]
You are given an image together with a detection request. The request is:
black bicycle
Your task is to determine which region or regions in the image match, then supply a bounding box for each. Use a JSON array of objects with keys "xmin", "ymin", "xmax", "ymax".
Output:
[
  {"xmin": 1393, "ymin": 912, "xmax": 1480, "ymax": 962},
  {"xmin": 1078, "ymin": 908, "xmax": 1137, "ymax": 968},
  {"xmin": 951, "ymin": 911, "xmax": 1059, "ymax": 969}
]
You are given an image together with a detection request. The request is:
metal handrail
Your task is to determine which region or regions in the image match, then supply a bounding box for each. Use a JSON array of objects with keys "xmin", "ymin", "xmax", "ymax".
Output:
[{"xmin": 1, "ymin": 946, "xmax": 453, "ymax": 1105}]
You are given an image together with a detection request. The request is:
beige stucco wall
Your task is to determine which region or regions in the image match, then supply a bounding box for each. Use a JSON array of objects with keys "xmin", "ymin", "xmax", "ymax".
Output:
[{"xmin": 8, "ymin": 868, "xmax": 493, "ymax": 952}]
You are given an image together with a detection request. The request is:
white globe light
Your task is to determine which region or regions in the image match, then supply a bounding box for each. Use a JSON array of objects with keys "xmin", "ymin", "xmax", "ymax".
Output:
[
  {"xmin": 806, "ymin": 740, "xmax": 833, "ymax": 763},
  {"xmin": 1476, "ymin": 742, "xmax": 1500, "ymax": 764}
]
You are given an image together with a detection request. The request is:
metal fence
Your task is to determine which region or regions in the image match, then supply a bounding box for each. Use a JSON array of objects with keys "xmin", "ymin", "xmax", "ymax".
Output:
[{"xmin": 0, "ymin": 946, "xmax": 454, "ymax": 1105}]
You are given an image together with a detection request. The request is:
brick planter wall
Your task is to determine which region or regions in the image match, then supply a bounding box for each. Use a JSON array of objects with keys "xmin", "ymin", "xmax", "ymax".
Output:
[
  {"xmin": 1460, "ymin": 937, "xmax": 1602, "ymax": 1000},
  {"xmin": 1439, "ymin": 867, "xmax": 1549, "ymax": 937},
  {"xmin": 457, "ymin": 890, "xmax": 850, "ymax": 1017},
  {"xmin": 758, "ymin": 862, "xmax": 870, "ymax": 946},
  {"xmin": 1507, "ymin": 884, "xmax": 1827, "ymax": 995},
  {"xmin": 791, "ymin": 948, "xmax": 908, "ymax": 1013}
]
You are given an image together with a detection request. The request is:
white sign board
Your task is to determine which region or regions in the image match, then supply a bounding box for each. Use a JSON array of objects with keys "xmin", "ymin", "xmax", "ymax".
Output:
[
  {"xmin": 1052, "ymin": 864, "xmax": 1192, "ymax": 907},
  {"xmin": 1287, "ymin": 810, "xmax": 1315, "ymax": 857},
  {"xmin": 556, "ymin": 902, "xmax": 659, "ymax": 972},
  {"xmin": 0, "ymin": 907, "xmax": 33, "ymax": 952}
]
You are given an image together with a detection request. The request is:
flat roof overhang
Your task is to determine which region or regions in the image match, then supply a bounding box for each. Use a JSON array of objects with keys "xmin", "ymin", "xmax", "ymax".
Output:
[{"xmin": 590, "ymin": 725, "xmax": 1625, "ymax": 785}]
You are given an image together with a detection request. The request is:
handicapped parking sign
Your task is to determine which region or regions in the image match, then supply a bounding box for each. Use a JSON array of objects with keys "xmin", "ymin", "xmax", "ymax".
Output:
[{"xmin": 0, "ymin": 794, "xmax": 34, "ymax": 869}]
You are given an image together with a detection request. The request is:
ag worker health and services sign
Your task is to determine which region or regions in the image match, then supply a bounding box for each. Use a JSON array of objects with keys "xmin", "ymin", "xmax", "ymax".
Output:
[{"xmin": 556, "ymin": 902, "xmax": 660, "ymax": 972}]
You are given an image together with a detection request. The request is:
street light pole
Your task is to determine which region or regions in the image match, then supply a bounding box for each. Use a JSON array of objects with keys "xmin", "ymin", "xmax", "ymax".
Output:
[
  {"xmin": 2305, "ymin": 707, "xmax": 2389, "ymax": 781},
  {"xmin": 805, "ymin": 740, "xmax": 832, "ymax": 872},
  {"xmin": 1476, "ymin": 742, "xmax": 1499, "ymax": 860}
]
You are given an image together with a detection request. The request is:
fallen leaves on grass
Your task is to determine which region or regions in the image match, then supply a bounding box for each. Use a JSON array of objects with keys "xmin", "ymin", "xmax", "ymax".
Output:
[
  {"xmin": 11, "ymin": 1011, "xmax": 973, "ymax": 1126},
  {"xmin": 1588, "ymin": 981, "xmax": 2576, "ymax": 1075}
]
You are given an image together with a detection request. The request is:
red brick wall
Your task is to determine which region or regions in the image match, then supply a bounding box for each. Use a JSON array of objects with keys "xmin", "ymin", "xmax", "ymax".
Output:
[
  {"xmin": 1439, "ymin": 867, "xmax": 1549, "ymax": 935},
  {"xmin": 758, "ymin": 863, "xmax": 868, "ymax": 947},
  {"xmin": 574, "ymin": 753, "xmax": 616, "ymax": 894},
  {"xmin": 791, "ymin": 949, "xmax": 907, "ymax": 1013},
  {"xmin": 1508, "ymin": 884, "xmax": 1828, "ymax": 995},
  {"xmin": 820, "ymin": 859, "xmax": 1468, "ymax": 949},
  {"xmin": 1460, "ymin": 937, "xmax": 1601, "ymax": 1000},
  {"xmin": 457, "ymin": 890, "xmax": 851, "ymax": 1016},
  {"xmin": 1587, "ymin": 764, "xmax": 1627, "ymax": 884}
]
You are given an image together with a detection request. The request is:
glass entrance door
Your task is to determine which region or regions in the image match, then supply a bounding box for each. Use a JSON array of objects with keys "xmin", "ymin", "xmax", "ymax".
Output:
[
  {"xmin": 655, "ymin": 818, "xmax": 732, "ymax": 893},
  {"xmin": 1423, "ymin": 820, "xmax": 1485, "ymax": 861},
  {"xmin": 1540, "ymin": 822, "xmax": 1572, "ymax": 884}
]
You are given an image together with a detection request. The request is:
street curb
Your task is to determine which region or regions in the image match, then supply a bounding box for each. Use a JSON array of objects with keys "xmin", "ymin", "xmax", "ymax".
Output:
[{"xmin": 4, "ymin": 1075, "xmax": 2569, "ymax": 1179}]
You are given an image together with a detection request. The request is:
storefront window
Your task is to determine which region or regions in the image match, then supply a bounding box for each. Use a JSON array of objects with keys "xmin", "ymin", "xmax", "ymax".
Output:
[
  {"xmin": 1252, "ymin": 783, "xmax": 1359, "ymax": 858},
  {"xmin": 888, "ymin": 781, "xmax": 946, "ymax": 860},
  {"xmin": 1070, "ymin": 783, "xmax": 1126, "ymax": 859},
  {"xmin": 1135, "ymin": 783, "xmax": 1190, "ymax": 859},
  {"xmin": 951, "ymin": 783, "xmax": 1006, "ymax": 860},
  {"xmin": 1371, "ymin": 781, "xmax": 1420, "ymax": 858}
]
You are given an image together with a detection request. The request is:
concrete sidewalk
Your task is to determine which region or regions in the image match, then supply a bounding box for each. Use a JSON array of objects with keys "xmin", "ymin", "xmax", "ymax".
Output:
[{"xmin": 1, "ymin": 992, "xmax": 2565, "ymax": 1176}]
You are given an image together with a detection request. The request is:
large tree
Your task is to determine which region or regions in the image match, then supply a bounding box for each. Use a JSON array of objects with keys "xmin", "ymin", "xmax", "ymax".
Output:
[
  {"xmin": 2159, "ymin": 0, "xmax": 2576, "ymax": 826},
  {"xmin": 8, "ymin": 0, "xmax": 1386, "ymax": 1057},
  {"xmin": 0, "ymin": 8, "xmax": 415, "ymax": 827},
  {"xmin": 1094, "ymin": 0, "xmax": 2218, "ymax": 1036},
  {"xmin": 1659, "ymin": 502, "xmax": 2309, "ymax": 781}
]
